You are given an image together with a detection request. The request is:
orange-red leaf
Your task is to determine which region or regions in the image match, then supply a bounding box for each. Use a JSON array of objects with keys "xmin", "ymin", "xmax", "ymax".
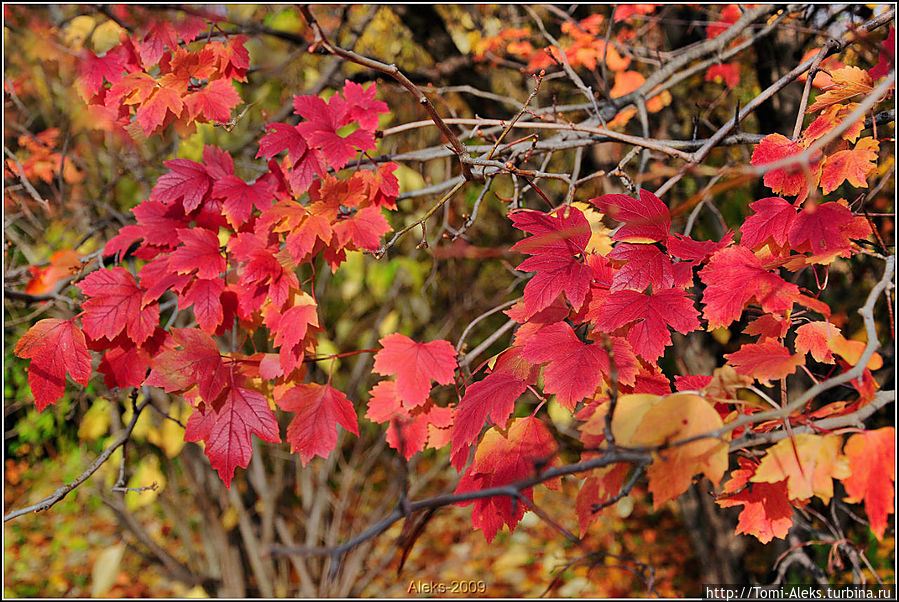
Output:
[
  {"xmin": 724, "ymin": 339, "xmax": 804, "ymax": 385},
  {"xmin": 279, "ymin": 383, "xmax": 359, "ymax": 466},
  {"xmin": 750, "ymin": 133, "xmax": 815, "ymax": 200},
  {"xmin": 794, "ymin": 321, "xmax": 840, "ymax": 363},
  {"xmin": 373, "ymin": 334, "xmax": 457, "ymax": 407},
  {"xmin": 14, "ymin": 318, "xmax": 92, "ymax": 412},
  {"xmin": 819, "ymin": 137, "xmax": 879, "ymax": 194},
  {"xmin": 840, "ymin": 427, "xmax": 895, "ymax": 540},
  {"xmin": 716, "ymin": 457, "xmax": 794, "ymax": 544},
  {"xmin": 806, "ymin": 66, "xmax": 874, "ymax": 113}
]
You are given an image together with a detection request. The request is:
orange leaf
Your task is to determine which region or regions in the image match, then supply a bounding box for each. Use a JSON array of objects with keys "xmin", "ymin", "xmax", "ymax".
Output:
[
  {"xmin": 750, "ymin": 133, "xmax": 817, "ymax": 200},
  {"xmin": 819, "ymin": 137, "xmax": 879, "ymax": 194},
  {"xmin": 751, "ymin": 434, "xmax": 850, "ymax": 503},
  {"xmin": 806, "ymin": 66, "xmax": 874, "ymax": 113},
  {"xmin": 840, "ymin": 427, "xmax": 895, "ymax": 540},
  {"xmin": 724, "ymin": 339, "xmax": 804, "ymax": 386},
  {"xmin": 25, "ymin": 249, "xmax": 82, "ymax": 295},
  {"xmin": 794, "ymin": 321, "xmax": 840, "ymax": 363},
  {"xmin": 576, "ymin": 464, "xmax": 630, "ymax": 535},
  {"xmin": 717, "ymin": 457, "xmax": 794, "ymax": 543},
  {"xmin": 629, "ymin": 393, "xmax": 727, "ymax": 508},
  {"xmin": 826, "ymin": 334, "xmax": 883, "ymax": 371}
]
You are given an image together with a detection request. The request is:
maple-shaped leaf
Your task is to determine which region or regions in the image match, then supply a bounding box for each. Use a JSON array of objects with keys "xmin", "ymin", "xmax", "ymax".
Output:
[
  {"xmin": 450, "ymin": 371, "xmax": 528, "ymax": 471},
  {"xmin": 590, "ymin": 189, "xmax": 670, "ymax": 243},
  {"xmin": 184, "ymin": 78, "xmax": 241, "ymax": 123},
  {"xmin": 212, "ymin": 174, "xmax": 272, "ymax": 228},
  {"xmin": 278, "ymin": 383, "xmax": 359, "ymax": 466},
  {"xmin": 819, "ymin": 137, "xmax": 879, "ymax": 194},
  {"xmin": 794, "ymin": 321, "xmax": 841, "ymax": 363},
  {"xmin": 366, "ymin": 380, "xmax": 451, "ymax": 459},
  {"xmin": 455, "ymin": 416, "xmax": 558, "ymax": 543},
  {"xmin": 510, "ymin": 207, "xmax": 592, "ymax": 317},
  {"xmin": 716, "ymin": 457, "xmax": 794, "ymax": 544},
  {"xmin": 145, "ymin": 328, "xmax": 228, "ymax": 403},
  {"xmin": 743, "ymin": 314, "xmax": 791, "ymax": 340},
  {"xmin": 78, "ymin": 48, "xmax": 126, "ymax": 99},
  {"xmin": 169, "ymin": 228, "xmax": 226, "ymax": 279},
  {"xmin": 139, "ymin": 255, "xmax": 193, "ymax": 304},
  {"xmin": 750, "ymin": 134, "xmax": 815, "ymax": 200},
  {"xmin": 256, "ymin": 122, "xmax": 308, "ymax": 164},
  {"xmin": 333, "ymin": 206, "xmax": 391, "ymax": 251},
  {"xmin": 803, "ymin": 103, "xmax": 866, "ymax": 145},
  {"xmin": 138, "ymin": 20, "xmax": 179, "ymax": 68},
  {"xmin": 608, "ymin": 243, "xmax": 693, "ymax": 291},
  {"xmin": 294, "ymin": 93, "xmax": 375, "ymax": 169},
  {"xmin": 97, "ymin": 329, "xmax": 173, "ymax": 391},
  {"xmin": 869, "ymin": 26, "xmax": 895, "ymax": 80},
  {"xmin": 674, "ymin": 374, "xmax": 714, "ymax": 392},
  {"xmin": 373, "ymin": 334, "xmax": 457, "ymax": 407},
  {"xmin": 342, "ymin": 81, "xmax": 389, "ymax": 131},
  {"xmin": 286, "ymin": 147, "xmax": 327, "ymax": 194},
  {"xmin": 592, "ymin": 287, "xmax": 700, "ymax": 362},
  {"xmin": 806, "ymin": 66, "xmax": 874, "ymax": 113},
  {"xmin": 78, "ymin": 267, "xmax": 159, "ymax": 345},
  {"xmin": 135, "ymin": 86, "xmax": 184, "ymax": 136},
  {"xmin": 14, "ymin": 319, "xmax": 92, "ymax": 412},
  {"xmin": 266, "ymin": 296, "xmax": 319, "ymax": 374},
  {"xmin": 840, "ymin": 428, "xmax": 895, "ymax": 540},
  {"xmin": 788, "ymin": 200, "xmax": 872, "ymax": 263},
  {"xmin": 186, "ymin": 381, "xmax": 281, "ymax": 488},
  {"xmin": 630, "ymin": 393, "xmax": 727, "ymax": 508},
  {"xmin": 151, "ymin": 158, "xmax": 213, "ymax": 212},
  {"xmin": 180, "ymin": 278, "xmax": 225, "ymax": 334},
  {"xmin": 699, "ymin": 246, "xmax": 800, "ymax": 329},
  {"xmin": 522, "ymin": 322, "xmax": 638, "ymax": 408},
  {"xmin": 575, "ymin": 464, "xmax": 631, "ymax": 535},
  {"xmin": 751, "ymin": 434, "xmax": 850, "ymax": 503},
  {"xmin": 724, "ymin": 339, "xmax": 803, "ymax": 386},
  {"xmin": 209, "ymin": 34, "xmax": 250, "ymax": 81},
  {"xmin": 739, "ymin": 197, "xmax": 796, "ymax": 251},
  {"xmin": 364, "ymin": 162, "xmax": 400, "ymax": 209}
]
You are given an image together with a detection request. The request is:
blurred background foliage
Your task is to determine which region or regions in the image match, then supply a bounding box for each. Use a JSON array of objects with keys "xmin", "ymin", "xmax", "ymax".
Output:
[{"xmin": 4, "ymin": 4, "xmax": 894, "ymax": 597}]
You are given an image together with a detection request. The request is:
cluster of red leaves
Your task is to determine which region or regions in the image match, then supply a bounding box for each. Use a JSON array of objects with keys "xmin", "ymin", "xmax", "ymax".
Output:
[
  {"xmin": 12, "ymin": 16, "xmax": 893, "ymax": 550},
  {"xmin": 16, "ymin": 79, "xmax": 395, "ymax": 486},
  {"xmin": 751, "ymin": 63, "xmax": 886, "ymax": 203},
  {"xmin": 77, "ymin": 10, "xmax": 247, "ymax": 138}
]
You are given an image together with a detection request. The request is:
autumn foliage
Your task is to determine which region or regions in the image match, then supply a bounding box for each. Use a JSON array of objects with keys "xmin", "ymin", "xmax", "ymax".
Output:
[{"xmin": 5, "ymin": 4, "xmax": 895, "ymax": 595}]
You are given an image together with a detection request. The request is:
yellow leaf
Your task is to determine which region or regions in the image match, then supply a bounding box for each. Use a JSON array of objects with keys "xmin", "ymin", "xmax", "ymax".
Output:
[
  {"xmin": 78, "ymin": 398, "xmax": 112, "ymax": 442},
  {"xmin": 125, "ymin": 456, "xmax": 166, "ymax": 511},
  {"xmin": 751, "ymin": 434, "xmax": 850, "ymax": 503},
  {"xmin": 571, "ymin": 201, "xmax": 613, "ymax": 255},
  {"xmin": 91, "ymin": 543, "xmax": 125, "ymax": 598},
  {"xmin": 630, "ymin": 393, "xmax": 727, "ymax": 508}
]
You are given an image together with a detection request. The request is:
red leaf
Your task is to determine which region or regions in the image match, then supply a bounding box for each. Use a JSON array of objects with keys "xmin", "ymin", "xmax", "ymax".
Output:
[
  {"xmin": 592, "ymin": 287, "xmax": 700, "ymax": 362},
  {"xmin": 203, "ymin": 145, "xmax": 235, "ymax": 179},
  {"xmin": 138, "ymin": 21, "xmax": 179, "ymax": 67},
  {"xmin": 78, "ymin": 48, "xmax": 126, "ymax": 98},
  {"xmin": 724, "ymin": 339, "xmax": 804, "ymax": 385},
  {"xmin": 145, "ymin": 328, "xmax": 228, "ymax": 403},
  {"xmin": 373, "ymin": 334, "xmax": 457, "ymax": 407},
  {"xmin": 256, "ymin": 122, "xmax": 307, "ymax": 164},
  {"xmin": 521, "ymin": 322, "xmax": 638, "ymax": 409},
  {"xmin": 450, "ymin": 371, "xmax": 528, "ymax": 470},
  {"xmin": 510, "ymin": 206, "xmax": 591, "ymax": 256},
  {"xmin": 716, "ymin": 457, "xmax": 794, "ymax": 544},
  {"xmin": 78, "ymin": 267, "xmax": 159, "ymax": 344},
  {"xmin": 180, "ymin": 278, "xmax": 225, "ymax": 334},
  {"xmin": 151, "ymin": 158, "xmax": 212, "ymax": 212},
  {"xmin": 14, "ymin": 319, "xmax": 92, "ymax": 412},
  {"xmin": 278, "ymin": 383, "xmax": 359, "ymax": 466},
  {"xmin": 333, "ymin": 206, "xmax": 391, "ymax": 251},
  {"xmin": 170, "ymin": 228, "xmax": 226, "ymax": 279},
  {"xmin": 868, "ymin": 26, "xmax": 894, "ymax": 80},
  {"xmin": 788, "ymin": 201, "xmax": 871, "ymax": 263},
  {"xmin": 750, "ymin": 134, "xmax": 814, "ymax": 200},
  {"xmin": 267, "ymin": 300, "xmax": 319, "ymax": 374},
  {"xmin": 184, "ymin": 78, "xmax": 241, "ymax": 123},
  {"xmin": 455, "ymin": 417, "xmax": 558, "ymax": 542},
  {"xmin": 517, "ymin": 253, "xmax": 592, "ymax": 316},
  {"xmin": 666, "ymin": 231, "xmax": 733, "ymax": 261},
  {"xmin": 841, "ymin": 427, "xmax": 895, "ymax": 540},
  {"xmin": 705, "ymin": 62, "xmax": 741, "ymax": 88},
  {"xmin": 366, "ymin": 381, "xmax": 448, "ymax": 460},
  {"xmin": 699, "ymin": 246, "xmax": 800, "ymax": 329},
  {"xmin": 674, "ymin": 374, "xmax": 714, "ymax": 392},
  {"xmin": 342, "ymin": 81, "xmax": 389, "ymax": 131},
  {"xmin": 210, "ymin": 34, "xmax": 250, "ymax": 81},
  {"xmin": 739, "ymin": 197, "xmax": 796, "ymax": 251},
  {"xmin": 608, "ymin": 243, "xmax": 693, "ymax": 291},
  {"xmin": 590, "ymin": 189, "xmax": 670, "ymax": 243},
  {"xmin": 212, "ymin": 175, "xmax": 272, "ymax": 228},
  {"xmin": 794, "ymin": 321, "xmax": 840, "ymax": 363},
  {"xmin": 294, "ymin": 92, "xmax": 375, "ymax": 169},
  {"xmin": 186, "ymin": 381, "xmax": 281, "ymax": 488}
]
